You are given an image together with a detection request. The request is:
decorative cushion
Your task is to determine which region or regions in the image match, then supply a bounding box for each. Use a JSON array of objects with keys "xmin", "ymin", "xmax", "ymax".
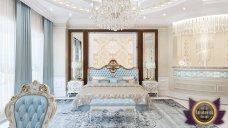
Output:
[
  {"xmin": 98, "ymin": 79, "xmax": 110, "ymax": 84},
  {"xmin": 117, "ymin": 79, "xmax": 128, "ymax": 84},
  {"xmin": 122, "ymin": 76, "xmax": 134, "ymax": 79},
  {"xmin": 92, "ymin": 77, "xmax": 106, "ymax": 83},
  {"xmin": 123, "ymin": 76, "xmax": 136, "ymax": 84},
  {"xmin": 107, "ymin": 77, "xmax": 118, "ymax": 83},
  {"xmin": 93, "ymin": 76, "xmax": 106, "ymax": 79}
]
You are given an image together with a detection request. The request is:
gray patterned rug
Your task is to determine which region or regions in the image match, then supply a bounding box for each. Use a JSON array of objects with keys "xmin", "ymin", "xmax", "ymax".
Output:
[{"xmin": 49, "ymin": 99, "xmax": 216, "ymax": 128}]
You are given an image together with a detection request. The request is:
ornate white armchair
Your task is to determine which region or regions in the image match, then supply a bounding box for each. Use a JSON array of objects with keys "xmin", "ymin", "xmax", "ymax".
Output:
[{"xmin": 5, "ymin": 81, "xmax": 56, "ymax": 128}]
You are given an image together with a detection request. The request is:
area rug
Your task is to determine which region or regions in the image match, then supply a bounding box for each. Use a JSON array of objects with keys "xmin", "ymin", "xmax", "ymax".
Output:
[{"xmin": 49, "ymin": 99, "xmax": 217, "ymax": 128}]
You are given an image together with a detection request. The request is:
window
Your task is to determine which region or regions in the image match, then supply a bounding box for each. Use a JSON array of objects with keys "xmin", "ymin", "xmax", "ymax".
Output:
[
  {"xmin": 31, "ymin": 10, "xmax": 44, "ymax": 82},
  {"xmin": 0, "ymin": 0, "xmax": 16, "ymax": 121}
]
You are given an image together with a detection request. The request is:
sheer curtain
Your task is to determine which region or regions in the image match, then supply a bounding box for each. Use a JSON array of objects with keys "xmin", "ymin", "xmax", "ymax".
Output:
[
  {"xmin": 43, "ymin": 18, "xmax": 54, "ymax": 94},
  {"xmin": 0, "ymin": 0, "xmax": 16, "ymax": 121},
  {"xmin": 31, "ymin": 10, "xmax": 44, "ymax": 83}
]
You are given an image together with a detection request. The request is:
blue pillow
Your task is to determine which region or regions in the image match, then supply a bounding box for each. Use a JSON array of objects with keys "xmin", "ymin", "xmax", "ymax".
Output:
[
  {"xmin": 108, "ymin": 77, "xmax": 118, "ymax": 83},
  {"xmin": 117, "ymin": 79, "xmax": 128, "ymax": 84},
  {"xmin": 98, "ymin": 79, "xmax": 110, "ymax": 83}
]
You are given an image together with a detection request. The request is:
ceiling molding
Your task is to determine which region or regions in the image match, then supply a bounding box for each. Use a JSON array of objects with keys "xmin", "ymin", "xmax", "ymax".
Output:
[
  {"xmin": 54, "ymin": 18, "xmax": 69, "ymax": 27},
  {"xmin": 202, "ymin": 0, "xmax": 228, "ymax": 4},
  {"xmin": 20, "ymin": 0, "xmax": 56, "ymax": 22}
]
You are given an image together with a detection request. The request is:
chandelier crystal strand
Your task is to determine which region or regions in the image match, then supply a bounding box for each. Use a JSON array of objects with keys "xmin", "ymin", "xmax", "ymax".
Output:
[
  {"xmin": 91, "ymin": 0, "xmax": 139, "ymax": 31},
  {"xmin": 173, "ymin": 15, "xmax": 228, "ymax": 36}
]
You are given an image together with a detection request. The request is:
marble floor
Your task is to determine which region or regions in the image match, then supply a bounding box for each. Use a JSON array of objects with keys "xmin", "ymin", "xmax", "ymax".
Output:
[{"xmin": 1, "ymin": 97, "xmax": 227, "ymax": 128}]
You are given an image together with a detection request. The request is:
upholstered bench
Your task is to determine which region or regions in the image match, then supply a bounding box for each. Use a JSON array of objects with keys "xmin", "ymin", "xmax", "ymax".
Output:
[{"xmin": 90, "ymin": 98, "xmax": 136, "ymax": 123}]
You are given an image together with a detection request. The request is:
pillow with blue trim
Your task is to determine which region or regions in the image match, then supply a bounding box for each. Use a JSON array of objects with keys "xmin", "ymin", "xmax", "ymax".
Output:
[
  {"xmin": 98, "ymin": 79, "xmax": 110, "ymax": 84},
  {"xmin": 91, "ymin": 77, "xmax": 106, "ymax": 83},
  {"xmin": 107, "ymin": 77, "xmax": 118, "ymax": 83},
  {"xmin": 117, "ymin": 79, "xmax": 128, "ymax": 84}
]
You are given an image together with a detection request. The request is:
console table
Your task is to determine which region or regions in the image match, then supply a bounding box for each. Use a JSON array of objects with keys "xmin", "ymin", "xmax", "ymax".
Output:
[{"xmin": 173, "ymin": 67, "xmax": 228, "ymax": 95}]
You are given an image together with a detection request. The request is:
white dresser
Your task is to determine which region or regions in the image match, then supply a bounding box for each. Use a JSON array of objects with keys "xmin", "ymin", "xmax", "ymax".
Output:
[
  {"xmin": 142, "ymin": 80, "xmax": 159, "ymax": 97},
  {"xmin": 67, "ymin": 80, "xmax": 84, "ymax": 97}
]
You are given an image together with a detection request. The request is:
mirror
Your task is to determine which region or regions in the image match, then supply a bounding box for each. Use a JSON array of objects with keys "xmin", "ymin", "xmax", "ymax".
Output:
[
  {"xmin": 71, "ymin": 32, "xmax": 83, "ymax": 80},
  {"xmin": 143, "ymin": 32, "xmax": 156, "ymax": 80}
]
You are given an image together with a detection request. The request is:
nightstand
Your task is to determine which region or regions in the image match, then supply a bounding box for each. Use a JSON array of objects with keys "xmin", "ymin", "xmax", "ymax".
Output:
[
  {"xmin": 142, "ymin": 80, "xmax": 159, "ymax": 97},
  {"xmin": 67, "ymin": 80, "xmax": 84, "ymax": 97}
]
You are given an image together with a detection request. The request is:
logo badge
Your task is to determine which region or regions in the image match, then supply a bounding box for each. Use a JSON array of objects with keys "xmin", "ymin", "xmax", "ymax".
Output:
[{"xmin": 184, "ymin": 98, "xmax": 225, "ymax": 125}]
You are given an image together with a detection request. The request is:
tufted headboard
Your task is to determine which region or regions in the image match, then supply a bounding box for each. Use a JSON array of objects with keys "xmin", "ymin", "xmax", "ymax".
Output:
[{"xmin": 88, "ymin": 60, "xmax": 139, "ymax": 83}]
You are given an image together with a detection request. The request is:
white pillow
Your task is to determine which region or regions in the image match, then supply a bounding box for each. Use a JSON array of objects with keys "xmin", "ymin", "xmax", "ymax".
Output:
[
  {"xmin": 93, "ymin": 76, "xmax": 106, "ymax": 80},
  {"xmin": 122, "ymin": 76, "xmax": 134, "ymax": 80},
  {"xmin": 91, "ymin": 77, "xmax": 106, "ymax": 84}
]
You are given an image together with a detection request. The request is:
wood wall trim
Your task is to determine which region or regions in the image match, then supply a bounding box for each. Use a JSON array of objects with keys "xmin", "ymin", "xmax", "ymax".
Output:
[
  {"xmin": 155, "ymin": 30, "xmax": 158, "ymax": 81},
  {"xmin": 137, "ymin": 31, "xmax": 143, "ymax": 85},
  {"xmin": 67, "ymin": 29, "xmax": 158, "ymax": 86},
  {"xmin": 83, "ymin": 31, "xmax": 88, "ymax": 85}
]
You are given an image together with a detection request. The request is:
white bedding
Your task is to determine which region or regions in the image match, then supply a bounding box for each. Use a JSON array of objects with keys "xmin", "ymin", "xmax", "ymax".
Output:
[{"xmin": 72, "ymin": 83, "xmax": 151, "ymax": 109}]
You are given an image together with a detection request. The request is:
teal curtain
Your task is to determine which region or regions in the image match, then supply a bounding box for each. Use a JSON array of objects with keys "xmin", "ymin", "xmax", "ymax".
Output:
[
  {"xmin": 14, "ymin": 0, "xmax": 32, "ymax": 94},
  {"xmin": 43, "ymin": 18, "xmax": 54, "ymax": 94}
]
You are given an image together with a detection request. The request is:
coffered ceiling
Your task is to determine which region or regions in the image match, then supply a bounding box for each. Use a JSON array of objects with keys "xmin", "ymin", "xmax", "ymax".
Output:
[{"xmin": 21, "ymin": 0, "xmax": 228, "ymax": 27}]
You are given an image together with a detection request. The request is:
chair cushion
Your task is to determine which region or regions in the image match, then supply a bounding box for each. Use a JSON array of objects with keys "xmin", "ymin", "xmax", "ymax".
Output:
[{"xmin": 14, "ymin": 95, "xmax": 48, "ymax": 128}]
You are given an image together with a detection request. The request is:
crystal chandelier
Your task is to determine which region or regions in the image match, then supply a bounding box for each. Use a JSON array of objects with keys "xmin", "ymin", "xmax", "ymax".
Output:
[{"xmin": 91, "ymin": 0, "xmax": 139, "ymax": 31}]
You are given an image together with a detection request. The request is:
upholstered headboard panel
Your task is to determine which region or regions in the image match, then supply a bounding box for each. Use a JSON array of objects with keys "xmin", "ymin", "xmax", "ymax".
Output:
[{"xmin": 88, "ymin": 60, "xmax": 139, "ymax": 83}]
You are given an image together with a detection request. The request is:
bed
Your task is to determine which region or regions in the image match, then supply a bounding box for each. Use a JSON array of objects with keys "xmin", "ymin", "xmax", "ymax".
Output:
[{"xmin": 72, "ymin": 60, "xmax": 151, "ymax": 111}]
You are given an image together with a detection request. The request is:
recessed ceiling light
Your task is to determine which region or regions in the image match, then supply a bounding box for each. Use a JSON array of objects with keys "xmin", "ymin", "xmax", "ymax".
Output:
[
  {"xmin": 143, "ymin": 16, "xmax": 146, "ymax": 19},
  {"xmin": 182, "ymin": 7, "xmax": 186, "ymax": 11},
  {"xmin": 163, "ymin": 13, "xmax": 167, "ymax": 16}
]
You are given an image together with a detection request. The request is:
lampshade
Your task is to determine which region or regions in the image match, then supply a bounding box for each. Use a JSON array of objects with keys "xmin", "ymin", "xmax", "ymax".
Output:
[
  {"xmin": 145, "ymin": 62, "xmax": 155, "ymax": 69},
  {"xmin": 71, "ymin": 61, "xmax": 81, "ymax": 69}
]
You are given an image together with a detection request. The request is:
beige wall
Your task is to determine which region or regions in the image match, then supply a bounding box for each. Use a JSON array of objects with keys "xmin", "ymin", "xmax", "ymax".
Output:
[
  {"xmin": 53, "ymin": 27, "xmax": 66, "ymax": 77},
  {"xmin": 53, "ymin": 25, "xmax": 67, "ymax": 97},
  {"xmin": 158, "ymin": 28, "xmax": 169, "ymax": 77}
]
